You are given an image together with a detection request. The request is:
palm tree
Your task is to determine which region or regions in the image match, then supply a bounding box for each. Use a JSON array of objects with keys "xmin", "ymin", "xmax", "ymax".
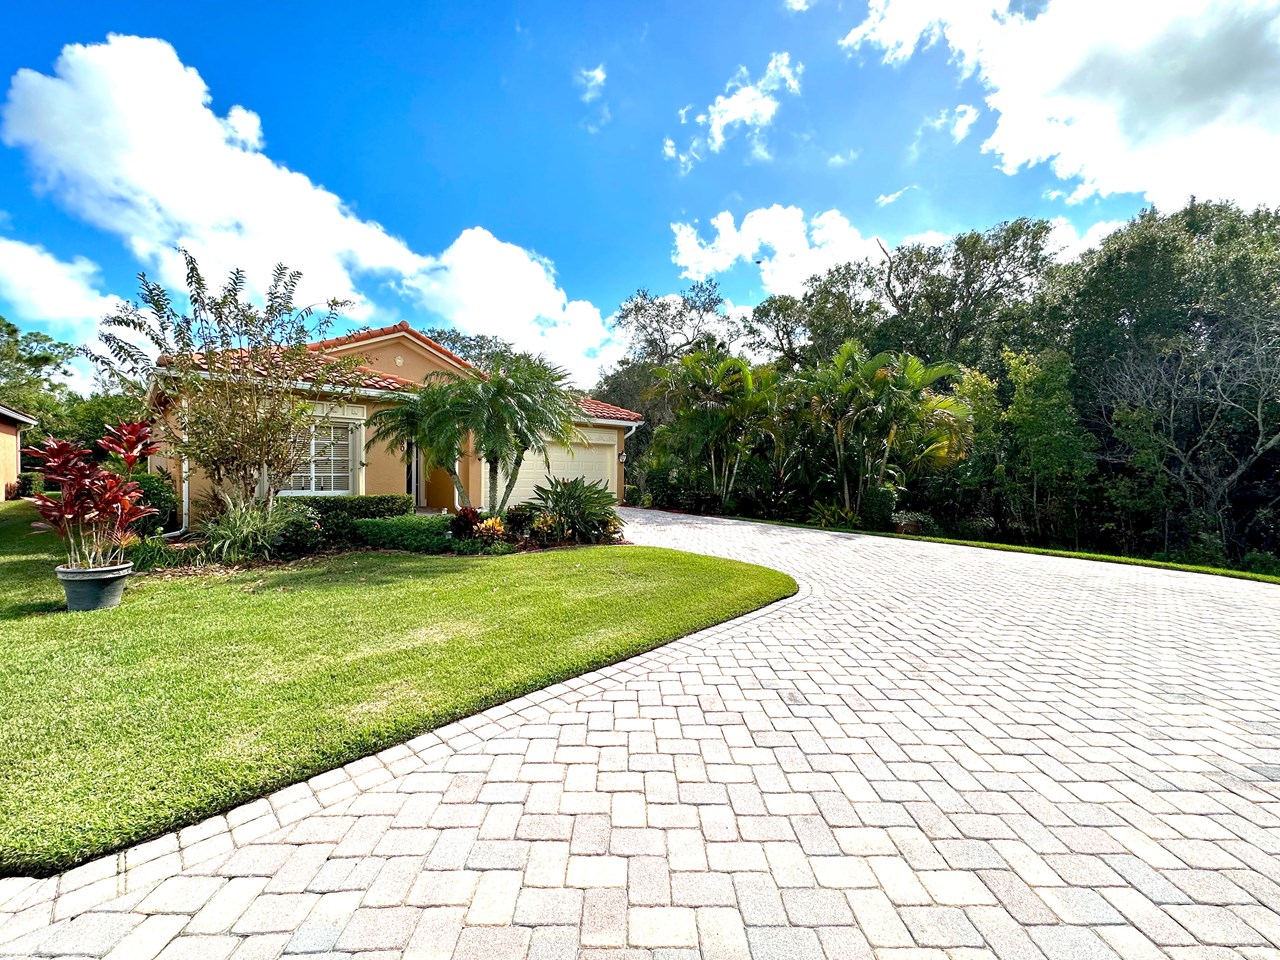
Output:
[
  {"xmin": 365, "ymin": 379, "xmax": 473, "ymax": 508},
  {"xmin": 799, "ymin": 341, "xmax": 895, "ymax": 513},
  {"xmin": 452, "ymin": 353, "xmax": 581, "ymax": 514},
  {"xmin": 653, "ymin": 352, "xmax": 775, "ymax": 509}
]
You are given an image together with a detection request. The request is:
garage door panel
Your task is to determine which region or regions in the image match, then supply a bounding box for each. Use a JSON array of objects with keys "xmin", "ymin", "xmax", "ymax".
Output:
[{"xmin": 480, "ymin": 436, "xmax": 617, "ymax": 507}]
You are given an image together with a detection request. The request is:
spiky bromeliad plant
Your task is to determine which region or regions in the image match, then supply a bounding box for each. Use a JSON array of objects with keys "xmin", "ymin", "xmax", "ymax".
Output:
[{"xmin": 23, "ymin": 422, "xmax": 161, "ymax": 569}]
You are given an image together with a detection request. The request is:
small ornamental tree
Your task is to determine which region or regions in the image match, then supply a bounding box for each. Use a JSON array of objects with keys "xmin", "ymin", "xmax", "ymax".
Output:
[
  {"xmin": 24, "ymin": 422, "xmax": 160, "ymax": 569},
  {"xmin": 87, "ymin": 250, "xmax": 363, "ymax": 506}
]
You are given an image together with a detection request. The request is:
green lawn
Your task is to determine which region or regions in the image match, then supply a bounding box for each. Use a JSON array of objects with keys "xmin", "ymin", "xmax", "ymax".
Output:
[{"xmin": 0, "ymin": 501, "xmax": 795, "ymax": 876}]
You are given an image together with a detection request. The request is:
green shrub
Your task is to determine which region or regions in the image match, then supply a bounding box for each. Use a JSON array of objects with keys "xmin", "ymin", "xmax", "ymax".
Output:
[
  {"xmin": 15, "ymin": 472, "xmax": 43, "ymax": 497},
  {"xmin": 355, "ymin": 514, "xmax": 451, "ymax": 553},
  {"xmin": 531, "ymin": 476, "xmax": 621, "ymax": 544},
  {"xmin": 859, "ymin": 486, "xmax": 898, "ymax": 532},
  {"xmin": 624, "ymin": 484, "xmax": 639, "ymax": 505},
  {"xmin": 1160, "ymin": 531, "xmax": 1228, "ymax": 568},
  {"xmin": 644, "ymin": 467, "xmax": 677, "ymax": 509},
  {"xmin": 285, "ymin": 494, "xmax": 413, "ymax": 544},
  {"xmin": 450, "ymin": 506, "xmax": 482, "ymax": 540},
  {"xmin": 809, "ymin": 502, "xmax": 857, "ymax": 529},
  {"xmin": 126, "ymin": 535, "xmax": 197, "ymax": 571},
  {"xmin": 1239, "ymin": 550, "xmax": 1280, "ymax": 576},
  {"xmin": 483, "ymin": 541, "xmax": 516, "ymax": 556},
  {"xmin": 453, "ymin": 537, "xmax": 486, "ymax": 555},
  {"xmin": 640, "ymin": 492, "xmax": 653, "ymax": 508},
  {"xmin": 503, "ymin": 503, "xmax": 537, "ymax": 538},
  {"xmin": 891, "ymin": 510, "xmax": 937, "ymax": 534},
  {"xmin": 273, "ymin": 500, "xmax": 324, "ymax": 558},
  {"xmin": 199, "ymin": 497, "xmax": 287, "ymax": 564},
  {"xmin": 130, "ymin": 472, "xmax": 179, "ymax": 536}
]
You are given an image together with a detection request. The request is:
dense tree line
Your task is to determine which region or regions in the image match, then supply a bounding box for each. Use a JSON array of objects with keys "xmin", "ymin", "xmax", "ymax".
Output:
[{"xmin": 596, "ymin": 200, "xmax": 1280, "ymax": 571}]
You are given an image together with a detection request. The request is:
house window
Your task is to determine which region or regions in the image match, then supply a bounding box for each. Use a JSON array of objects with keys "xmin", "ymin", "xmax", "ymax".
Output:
[{"xmin": 282, "ymin": 421, "xmax": 357, "ymax": 494}]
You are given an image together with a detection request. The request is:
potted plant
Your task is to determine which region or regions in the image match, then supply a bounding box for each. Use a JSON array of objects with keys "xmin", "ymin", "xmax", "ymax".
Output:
[{"xmin": 23, "ymin": 422, "xmax": 160, "ymax": 612}]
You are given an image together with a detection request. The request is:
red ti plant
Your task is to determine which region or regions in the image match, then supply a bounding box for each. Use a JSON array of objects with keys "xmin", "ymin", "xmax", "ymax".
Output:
[{"xmin": 23, "ymin": 421, "xmax": 162, "ymax": 569}]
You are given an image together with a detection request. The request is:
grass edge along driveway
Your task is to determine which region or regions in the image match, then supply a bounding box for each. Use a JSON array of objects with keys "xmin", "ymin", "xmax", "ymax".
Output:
[{"xmin": 0, "ymin": 501, "xmax": 796, "ymax": 876}]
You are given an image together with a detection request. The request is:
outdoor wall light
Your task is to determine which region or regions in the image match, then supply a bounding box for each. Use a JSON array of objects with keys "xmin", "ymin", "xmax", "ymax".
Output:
[{"xmin": 618, "ymin": 451, "xmax": 628, "ymax": 464}]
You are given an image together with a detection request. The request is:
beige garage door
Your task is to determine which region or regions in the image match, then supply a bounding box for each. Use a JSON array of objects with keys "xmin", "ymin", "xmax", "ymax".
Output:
[{"xmin": 480, "ymin": 427, "xmax": 618, "ymax": 507}]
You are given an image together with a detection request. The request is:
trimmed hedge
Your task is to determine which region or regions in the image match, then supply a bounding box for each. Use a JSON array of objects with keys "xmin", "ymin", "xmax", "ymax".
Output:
[
  {"xmin": 285, "ymin": 494, "xmax": 413, "ymax": 544},
  {"xmin": 355, "ymin": 514, "xmax": 451, "ymax": 553},
  {"xmin": 131, "ymin": 473, "xmax": 179, "ymax": 536},
  {"xmin": 15, "ymin": 472, "xmax": 43, "ymax": 497}
]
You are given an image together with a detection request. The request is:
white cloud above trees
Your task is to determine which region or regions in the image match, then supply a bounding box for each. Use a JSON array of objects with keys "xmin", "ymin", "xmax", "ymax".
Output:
[
  {"xmin": 671, "ymin": 205, "xmax": 881, "ymax": 296},
  {"xmin": 0, "ymin": 35, "xmax": 620, "ymax": 384},
  {"xmin": 665, "ymin": 53, "xmax": 804, "ymax": 172},
  {"xmin": 842, "ymin": 0, "xmax": 1280, "ymax": 207}
]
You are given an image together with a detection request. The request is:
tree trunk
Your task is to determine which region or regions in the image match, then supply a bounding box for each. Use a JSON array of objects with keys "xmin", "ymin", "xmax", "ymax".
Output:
[
  {"xmin": 498, "ymin": 454, "xmax": 525, "ymax": 513},
  {"xmin": 447, "ymin": 468, "xmax": 471, "ymax": 509},
  {"xmin": 487, "ymin": 459, "xmax": 500, "ymax": 514}
]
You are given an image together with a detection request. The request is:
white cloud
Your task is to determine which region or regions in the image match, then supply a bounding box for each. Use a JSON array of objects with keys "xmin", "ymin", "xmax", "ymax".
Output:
[
  {"xmin": 665, "ymin": 53, "xmax": 803, "ymax": 172},
  {"xmin": 1048, "ymin": 216, "xmax": 1126, "ymax": 261},
  {"xmin": 784, "ymin": 0, "xmax": 812, "ymax": 11},
  {"xmin": 671, "ymin": 205, "xmax": 882, "ymax": 296},
  {"xmin": 576, "ymin": 63, "xmax": 606, "ymax": 102},
  {"xmin": 876, "ymin": 184, "xmax": 917, "ymax": 206},
  {"xmin": 404, "ymin": 228, "xmax": 622, "ymax": 383},
  {"xmin": 0, "ymin": 35, "xmax": 618, "ymax": 385},
  {"xmin": 574, "ymin": 64, "xmax": 610, "ymax": 133},
  {"xmin": 827, "ymin": 149, "xmax": 859, "ymax": 167},
  {"xmin": 842, "ymin": 0, "xmax": 1280, "ymax": 208},
  {"xmin": 949, "ymin": 103, "xmax": 979, "ymax": 142},
  {"xmin": 0, "ymin": 237, "xmax": 122, "ymax": 341},
  {"xmin": 662, "ymin": 138, "xmax": 677, "ymax": 160}
]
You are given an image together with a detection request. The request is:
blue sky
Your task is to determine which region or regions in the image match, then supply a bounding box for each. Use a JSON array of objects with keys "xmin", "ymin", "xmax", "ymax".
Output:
[{"xmin": 1, "ymin": 0, "xmax": 1277, "ymax": 384}]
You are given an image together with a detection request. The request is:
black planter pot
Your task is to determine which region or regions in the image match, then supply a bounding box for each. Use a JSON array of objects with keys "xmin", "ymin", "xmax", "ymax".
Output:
[{"xmin": 55, "ymin": 562, "xmax": 134, "ymax": 612}]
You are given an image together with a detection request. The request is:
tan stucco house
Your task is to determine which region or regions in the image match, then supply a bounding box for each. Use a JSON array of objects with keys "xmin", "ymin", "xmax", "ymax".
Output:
[
  {"xmin": 157, "ymin": 321, "xmax": 642, "ymax": 525},
  {"xmin": 0, "ymin": 402, "xmax": 37, "ymax": 500}
]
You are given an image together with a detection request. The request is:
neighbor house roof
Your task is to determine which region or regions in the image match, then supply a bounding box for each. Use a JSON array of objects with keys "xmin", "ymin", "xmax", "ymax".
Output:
[
  {"xmin": 577, "ymin": 397, "xmax": 644, "ymax": 423},
  {"xmin": 0, "ymin": 402, "xmax": 37, "ymax": 427}
]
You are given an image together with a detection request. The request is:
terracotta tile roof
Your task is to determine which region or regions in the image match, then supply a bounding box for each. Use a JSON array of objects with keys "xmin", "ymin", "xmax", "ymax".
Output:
[
  {"xmin": 308, "ymin": 320, "xmax": 473, "ymax": 370},
  {"xmin": 157, "ymin": 336, "xmax": 644, "ymax": 421},
  {"xmin": 578, "ymin": 396, "xmax": 644, "ymax": 422},
  {"xmin": 158, "ymin": 348, "xmax": 415, "ymax": 393}
]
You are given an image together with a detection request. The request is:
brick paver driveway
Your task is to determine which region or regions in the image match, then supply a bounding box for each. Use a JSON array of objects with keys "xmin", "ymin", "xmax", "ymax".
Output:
[{"xmin": 5, "ymin": 509, "xmax": 1280, "ymax": 959}]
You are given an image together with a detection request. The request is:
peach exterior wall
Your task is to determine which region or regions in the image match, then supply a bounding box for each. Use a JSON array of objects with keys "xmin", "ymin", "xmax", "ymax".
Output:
[
  {"xmin": 159, "ymin": 332, "xmax": 636, "ymax": 520},
  {"xmin": 0, "ymin": 422, "xmax": 19, "ymax": 500}
]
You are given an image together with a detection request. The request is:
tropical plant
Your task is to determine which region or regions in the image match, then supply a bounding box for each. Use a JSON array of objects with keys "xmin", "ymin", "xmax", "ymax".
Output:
[
  {"xmin": 503, "ymin": 503, "xmax": 537, "ymax": 538},
  {"xmin": 809, "ymin": 502, "xmax": 857, "ymax": 529},
  {"xmin": 652, "ymin": 353, "xmax": 775, "ymax": 510},
  {"xmin": 454, "ymin": 354, "xmax": 582, "ymax": 514},
  {"xmin": 23, "ymin": 422, "xmax": 160, "ymax": 569},
  {"xmin": 450, "ymin": 506, "xmax": 482, "ymax": 540},
  {"xmin": 473, "ymin": 516, "xmax": 507, "ymax": 543},
  {"xmin": 199, "ymin": 494, "xmax": 289, "ymax": 564},
  {"xmin": 366, "ymin": 381, "xmax": 474, "ymax": 508},
  {"xmin": 531, "ymin": 476, "xmax": 621, "ymax": 544}
]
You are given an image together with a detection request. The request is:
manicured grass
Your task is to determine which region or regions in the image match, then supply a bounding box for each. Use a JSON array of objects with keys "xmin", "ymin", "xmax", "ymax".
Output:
[
  {"xmin": 715, "ymin": 511, "xmax": 1280, "ymax": 586},
  {"xmin": 0, "ymin": 501, "xmax": 795, "ymax": 876}
]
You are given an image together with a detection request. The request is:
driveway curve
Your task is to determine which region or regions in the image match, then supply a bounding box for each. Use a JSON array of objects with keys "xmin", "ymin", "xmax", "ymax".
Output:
[{"xmin": 4, "ymin": 508, "xmax": 1280, "ymax": 959}]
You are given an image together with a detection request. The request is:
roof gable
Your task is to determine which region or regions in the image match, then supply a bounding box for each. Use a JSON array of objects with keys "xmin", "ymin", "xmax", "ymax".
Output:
[{"xmin": 309, "ymin": 321, "xmax": 472, "ymax": 374}]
